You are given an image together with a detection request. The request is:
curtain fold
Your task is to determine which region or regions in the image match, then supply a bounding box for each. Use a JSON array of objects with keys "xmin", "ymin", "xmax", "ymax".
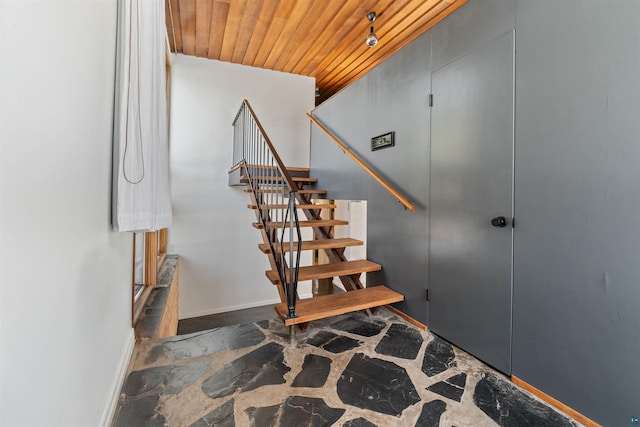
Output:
[{"xmin": 112, "ymin": 0, "xmax": 172, "ymax": 232}]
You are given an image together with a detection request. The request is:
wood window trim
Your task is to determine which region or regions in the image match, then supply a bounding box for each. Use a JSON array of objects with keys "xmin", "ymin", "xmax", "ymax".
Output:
[
  {"xmin": 132, "ymin": 228, "xmax": 168, "ymax": 326},
  {"xmin": 158, "ymin": 228, "xmax": 168, "ymax": 267}
]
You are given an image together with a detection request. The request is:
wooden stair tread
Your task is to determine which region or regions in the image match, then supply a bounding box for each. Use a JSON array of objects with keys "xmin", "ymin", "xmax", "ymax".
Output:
[
  {"xmin": 266, "ymin": 260, "xmax": 381, "ymax": 284},
  {"xmin": 248, "ymin": 204, "xmax": 336, "ymax": 210},
  {"xmin": 274, "ymin": 286, "xmax": 404, "ymax": 326},
  {"xmin": 241, "ymin": 175, "xmax": 318, "ymax": 183},
  {"xmin": 244, "ymin": 188, "xmax": 327, "ymax": 194},
  {"xmin": 253, "ymin": 219, "xmax": 348, "ymax": 229},
  {"xmin": 259, "ymin": 238, "xmax": 363, "ymax": 253}
]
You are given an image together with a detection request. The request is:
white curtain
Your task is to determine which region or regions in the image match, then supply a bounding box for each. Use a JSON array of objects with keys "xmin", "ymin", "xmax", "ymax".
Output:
[{"xmin": 112, "ymin": 0, "xmax": 172, "ymax": 232}]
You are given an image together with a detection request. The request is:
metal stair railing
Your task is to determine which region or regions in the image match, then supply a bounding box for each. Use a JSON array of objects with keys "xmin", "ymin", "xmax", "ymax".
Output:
[{"xmin": 232, "ymin": 100, "xmax": 302, "ymax": 328}]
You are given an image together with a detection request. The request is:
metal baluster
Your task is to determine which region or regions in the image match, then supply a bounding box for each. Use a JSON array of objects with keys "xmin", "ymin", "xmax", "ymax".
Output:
[
  {"xmin": 273, "ymin": 157, "xmax": 278, "ymax": 262},
  {"xmin": 250, "ymin": 116, "xmax": 254, "ymax": 179},
  {"xmin": 258, "ymin": 129, "xmax": 262, "ymax": 219},
  {"xmin": 244, "ymin": 107, "xmax": 248, "ymax": 171},
  {"xmin": 276, "ymin": 160, "xmax": 281, "ymax": 269},
  {"xmin": 268, "ymin": 152, "xmax": 272, "ymax": 229}
]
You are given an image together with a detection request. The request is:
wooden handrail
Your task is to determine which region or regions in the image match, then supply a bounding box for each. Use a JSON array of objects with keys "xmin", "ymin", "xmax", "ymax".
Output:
[
  {"xmin": 243, "ymin": 100, "xmax": 298, "ymax": 193},
  {"xmin": 307, "ymin": 113, "xmax": 415, "ymax": 212}
]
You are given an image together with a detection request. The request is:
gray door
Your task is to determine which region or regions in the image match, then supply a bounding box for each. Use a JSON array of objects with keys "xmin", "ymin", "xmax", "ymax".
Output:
[{"xmin": 429, "ymin": 32, "xmax": 514, "ymax": 374}]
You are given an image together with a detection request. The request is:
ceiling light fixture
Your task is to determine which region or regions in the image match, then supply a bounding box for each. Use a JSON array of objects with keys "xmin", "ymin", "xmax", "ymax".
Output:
[{"xmin": 366, "ymin": 12, "xmax": 378, "ymax": 47}]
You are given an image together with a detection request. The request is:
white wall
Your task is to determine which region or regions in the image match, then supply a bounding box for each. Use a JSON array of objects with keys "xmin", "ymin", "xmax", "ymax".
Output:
[
  {"xmin": 169, "ymin": 55, "xmax": 315, "ymax": 318},
  {"xmin": 0, "ymin": 2, "xmax": 134, "ymax": 426},
  {"xmin": 333, "ymin": 200, "xmax": 367, "ymax": 288}
]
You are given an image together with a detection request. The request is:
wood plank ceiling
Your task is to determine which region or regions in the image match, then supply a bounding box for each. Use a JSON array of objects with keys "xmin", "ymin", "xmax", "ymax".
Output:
[{"xmin": 165, "ymin": 0, "xmax": 467, "ymax": 104}]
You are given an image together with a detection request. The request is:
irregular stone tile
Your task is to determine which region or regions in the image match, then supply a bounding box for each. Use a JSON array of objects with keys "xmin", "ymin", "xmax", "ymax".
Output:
[
  {"xmin": 189, "ymin": 399, "xmax": 235, "ymax": 427},
  {"xmin": 330, "ymin": 316, "xmax": 386, "ymax": 337},
  {"xmin": 305, "ymin": 331, "xmax": 341, "ymax": 347},
  {"xmin": 273, "ymin": 332, "xmax": 292, "ymax": 341},
  {"xmin": 115, "ymin": 360, "xmax": 211, "ymax": 426},
  {"xmin": 306, "ymin": 330, "xmax": 362, "ymax": 353},
  {"xmin": 421, "ymin": 336, "xmax": 457, "ymax": 377},
  {"xmin": 427, "ymin": 373, "xmax": 467, "ymax": 402},
  {"xmin": 113, "ymin": 395, "xmax": 166, "ymax": 427},
  {"xmin": 473, "ymin": 373, "xmax": 579, "ymax": 427},
  {"xmin": 375, "ymin": 323, "xmax": 423, "ymax": 360},
  {"xmin": 292, "ymin": 354, "xmax": 332, "ymax": 388},
  {"xmin": 245, "ymin": 402, "xmax": 279, "ymax": 426},
  {"xmin": 415, "ymin": 400, "xmax": 447, "ymax": 427},
  {"xmin": 447, "ymin": 373, "xmax": 466, "ymax": 387},
  {"xmin": 124, "ymin": 359, "xmax": 211, "ymax": 396},
  {"xmin": 337, "ymin": 353, "xmax": 421, "ymax": 416},
  {"xmin": 201, "ymin": 342, "xmax": 289, "ymax": 399},
  {"xmin": 322, "ymin": 335, "xmax": 362, "ymax": 353},
  {"xmin": 246, "ymin": 396, "xmax": 345, "ymax": 427},
  {"xmin": 343, "ymin": 417, "xmax": 378, "ymax": 427},
  {"xmin": 145, "ymin": 323, "xmax": 266, "ymax": 363},
  {"xmin": 256, "ymin": 320, "xmax": 271, "ymax": 329},
  {"xmin": 255, "ymin": 320, "xmax": 292, "ymax": 341}
]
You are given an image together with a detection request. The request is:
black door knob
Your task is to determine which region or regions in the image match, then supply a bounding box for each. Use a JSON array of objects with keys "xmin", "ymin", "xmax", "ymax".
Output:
[{"xmin": 491, "ymin": 216, "xmax": 507, "ymax": 227}]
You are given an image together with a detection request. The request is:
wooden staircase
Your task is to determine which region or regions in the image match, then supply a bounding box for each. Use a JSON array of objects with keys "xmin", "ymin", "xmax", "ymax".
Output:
[
  {"xmin": 231, "ymin": 100, "xmax": 403, "ymax": 334},
  {"xmin": 240, "ymin": 165, "xmax": 404, "ymax": 327}
]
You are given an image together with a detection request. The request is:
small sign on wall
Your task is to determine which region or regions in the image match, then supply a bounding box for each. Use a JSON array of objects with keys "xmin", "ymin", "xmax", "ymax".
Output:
[{"xmin": 371, "ymin": 131, "xmax": 395, "ymax": 151}]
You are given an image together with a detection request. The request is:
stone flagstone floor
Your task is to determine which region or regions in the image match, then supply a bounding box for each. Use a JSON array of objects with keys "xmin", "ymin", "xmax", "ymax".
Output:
[{"xmin": 113, "ymin": 309, "xmax": 582, "ymax": 427}]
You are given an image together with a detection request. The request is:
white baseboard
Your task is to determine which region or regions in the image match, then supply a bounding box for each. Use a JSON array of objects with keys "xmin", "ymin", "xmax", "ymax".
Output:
[
  {"xmin": 180, "ymin": 298, "xmax": 282, "ymax": 320},
  {"xmin": 179, "ymin": 292, "xmax": 314, "ymax": 320},
  {"xmin": 100, "ymin": 329, "xmax": 135, "ymax": 427}
]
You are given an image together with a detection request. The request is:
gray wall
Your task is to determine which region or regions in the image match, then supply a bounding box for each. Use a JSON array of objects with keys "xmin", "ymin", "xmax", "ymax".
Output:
[
  {"xmin": 311, "ymin": 0, "xmax": 514, "ymax": 336},
  {"xmin": 513, "ymin": 1, "xmax": 640, "ymax": 424},
  {"xmin": 311, "ymin": 32, "xmax": 432, "ymax": 321},
  {"xmin": 310, "ymin": 0, "xmax": 640, "ymax": 424}
]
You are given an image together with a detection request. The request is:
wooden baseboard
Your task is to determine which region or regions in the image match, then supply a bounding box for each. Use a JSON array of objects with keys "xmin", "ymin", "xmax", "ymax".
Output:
[
  {"xmin": 384, "ymin": 305, "xmax": 428, "ymax": 331},
  {"xmin": 511, "ymin": 376, "xmax": 600, "ymax": 427}
]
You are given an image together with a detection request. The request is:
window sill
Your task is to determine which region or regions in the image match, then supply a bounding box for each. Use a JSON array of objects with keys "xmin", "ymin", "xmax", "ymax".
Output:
[{"xmin": 134, "ymin": 255, "xmax": 180, "ymax": 340}]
